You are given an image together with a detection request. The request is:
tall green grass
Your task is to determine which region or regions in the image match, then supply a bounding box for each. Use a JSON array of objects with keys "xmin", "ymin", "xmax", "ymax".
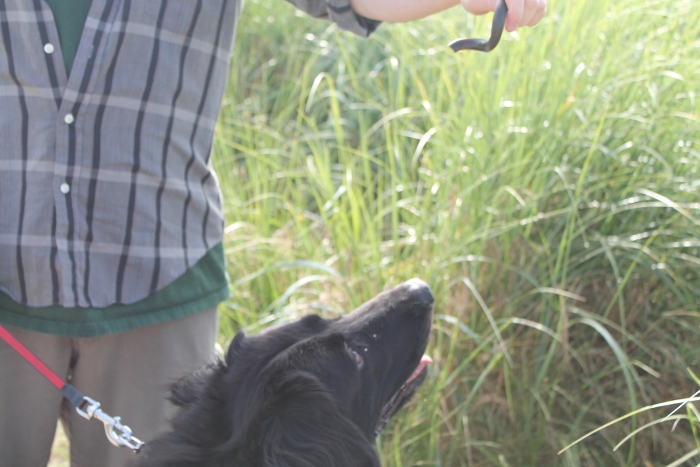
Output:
[{"xmin": 213, "ymin": 0, "xmax": 700, "ymax": 465}]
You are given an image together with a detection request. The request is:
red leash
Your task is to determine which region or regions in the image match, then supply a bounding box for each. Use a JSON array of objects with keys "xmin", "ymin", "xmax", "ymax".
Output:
[
  {"xmin": 0, "ymin": 323, "xmax": 144, "ymax": 452},
  {"xmin": 0, "ymin": 324, "xmax": 66, "ymax": 390}
]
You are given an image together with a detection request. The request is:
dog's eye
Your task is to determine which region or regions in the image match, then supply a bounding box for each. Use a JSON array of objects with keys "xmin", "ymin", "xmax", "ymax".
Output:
[{"xmin": 350, "ymin": 349, "xmax": 364, "ymax": 369}]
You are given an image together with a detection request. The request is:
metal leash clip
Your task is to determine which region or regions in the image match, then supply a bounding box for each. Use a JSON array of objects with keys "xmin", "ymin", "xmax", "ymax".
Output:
[{"xmin": 76, "ymin": 396, "xmax": 145, "ymax": 452}]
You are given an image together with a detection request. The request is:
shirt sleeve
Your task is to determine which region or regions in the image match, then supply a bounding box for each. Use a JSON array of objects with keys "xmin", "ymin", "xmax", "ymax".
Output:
[{"xmin": 285, "ymin": 0, "xmax": 381, "ymax": 38}]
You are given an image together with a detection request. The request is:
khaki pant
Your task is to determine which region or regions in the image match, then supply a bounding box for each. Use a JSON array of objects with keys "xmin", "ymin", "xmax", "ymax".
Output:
[{"xmin": 0, "ymin": 308, "xmax": 218, "ymax": 467}]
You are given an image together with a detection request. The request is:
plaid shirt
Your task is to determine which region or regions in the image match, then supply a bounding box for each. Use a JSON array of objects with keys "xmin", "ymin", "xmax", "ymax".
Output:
[{"xmin": 0, "ymin": 0, "xmax": 379, "ymax": 308}]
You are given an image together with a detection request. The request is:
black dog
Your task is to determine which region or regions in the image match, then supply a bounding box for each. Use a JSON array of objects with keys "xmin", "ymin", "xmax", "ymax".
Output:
[{"xmin": 136, "ymin": 278, "xmax": 433, "ymax": 467}]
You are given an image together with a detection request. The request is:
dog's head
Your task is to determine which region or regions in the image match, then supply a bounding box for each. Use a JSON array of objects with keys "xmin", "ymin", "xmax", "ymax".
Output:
[{"xmin": 137, "ymin": 279, "xmax": 433, "ymax": 467}]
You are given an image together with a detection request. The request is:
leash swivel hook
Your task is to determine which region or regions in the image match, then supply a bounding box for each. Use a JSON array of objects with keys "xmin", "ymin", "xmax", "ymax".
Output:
[{"xmin": 76, "ymin": 396, "xmax": 145, "ymax": 452}]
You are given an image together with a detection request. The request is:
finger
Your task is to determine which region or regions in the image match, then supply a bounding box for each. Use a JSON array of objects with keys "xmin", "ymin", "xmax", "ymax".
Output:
[
  {"xmin": 526, "ymin": 0, "xmax": 547, "ymax": 26},
  {"xmin": 504, "ymin": 0, "xmax": 524, "ymax": 32},
  {"xmin": 462, "ymin": 0, "xmax": 501, "ymax": 16},
  {"xmin": 518, "ymin": 0, "xmax": 538, "ymax": 28}
]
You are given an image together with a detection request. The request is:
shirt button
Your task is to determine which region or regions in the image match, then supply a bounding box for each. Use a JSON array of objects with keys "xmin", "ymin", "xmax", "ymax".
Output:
[
  {"xmin": 44, "ymin": 43, "xmax": 55, "ymax": 54},
  {"xmin": 60, "ymin": 183, "xmax": 70, "ymax": 194},
  {"xmin": 64, "ymin": 113, "xmax": 75, "ymax": 124}
]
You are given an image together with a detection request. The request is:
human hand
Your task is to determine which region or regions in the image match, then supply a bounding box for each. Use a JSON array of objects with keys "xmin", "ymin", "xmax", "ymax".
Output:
[{"xmin": 461, "ymin": 0, "xmax": 546, "ymax": 32}]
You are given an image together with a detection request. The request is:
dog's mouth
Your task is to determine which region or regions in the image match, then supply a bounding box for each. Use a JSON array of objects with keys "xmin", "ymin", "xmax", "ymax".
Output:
[{"xmin": 374, "ymin": 355, "xmax": 433, "ymax": 436}]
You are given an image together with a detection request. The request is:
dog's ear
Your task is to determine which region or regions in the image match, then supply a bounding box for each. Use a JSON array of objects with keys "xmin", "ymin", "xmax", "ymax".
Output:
[
  {"xmin": 167, "ymin": 365, "xmax": 216, "ymax": 407},
  {"xmin": 166, "ymin": 331, "xmax": 246, "ymax": 408},
  {"xmin": 260, "ymin": 371, "xmax": 381, "ymax": 467},
  {"xmin": 225, "ymin": 330, "xmax": 247, "ymax": 366}
]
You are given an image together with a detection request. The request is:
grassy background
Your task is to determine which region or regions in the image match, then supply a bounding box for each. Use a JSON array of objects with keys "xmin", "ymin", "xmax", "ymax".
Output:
[
  {"xmin": 213, "ymin": 0, "xmax": 700, "ymax": 465},
  {"xmin": 49, "ymin": 0, "xmax": 700, "ymax": 465}
]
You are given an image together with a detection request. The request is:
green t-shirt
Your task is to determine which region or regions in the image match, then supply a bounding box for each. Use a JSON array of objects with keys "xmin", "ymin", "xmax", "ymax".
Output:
[
  {"xmin": 0, "ymin": 0, "xmax": 231, "ymax": 337},
  {"xmin": 0, "ymin": 243, "xmax": 230, "ymax": 337},
  {"xmin": 44, "ymin": 0, "xmax": 93, "ymax": 74}
]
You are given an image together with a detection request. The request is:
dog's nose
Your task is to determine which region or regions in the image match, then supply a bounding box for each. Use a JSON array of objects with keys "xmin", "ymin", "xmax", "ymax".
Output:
[{"xmin": 403, "ymin": 278, "xmax": 434, "ymax": 306}]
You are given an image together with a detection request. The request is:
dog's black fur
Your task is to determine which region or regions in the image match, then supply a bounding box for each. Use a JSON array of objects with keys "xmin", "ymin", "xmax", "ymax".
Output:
[{"xmin": 135, "ymin": 279, "xmax": 433, "ymax": 467}]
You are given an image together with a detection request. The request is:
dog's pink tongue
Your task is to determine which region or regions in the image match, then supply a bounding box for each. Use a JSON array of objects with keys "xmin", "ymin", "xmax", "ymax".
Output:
[{"xmin": 406, "ymin": 355, "xmax": 433, "ymax": 384}]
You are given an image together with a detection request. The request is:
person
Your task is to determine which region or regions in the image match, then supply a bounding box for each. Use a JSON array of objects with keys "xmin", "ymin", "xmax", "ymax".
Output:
[{"xmin": 0, "ymin": 0, "xmax": 546, "ymax": 466}]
